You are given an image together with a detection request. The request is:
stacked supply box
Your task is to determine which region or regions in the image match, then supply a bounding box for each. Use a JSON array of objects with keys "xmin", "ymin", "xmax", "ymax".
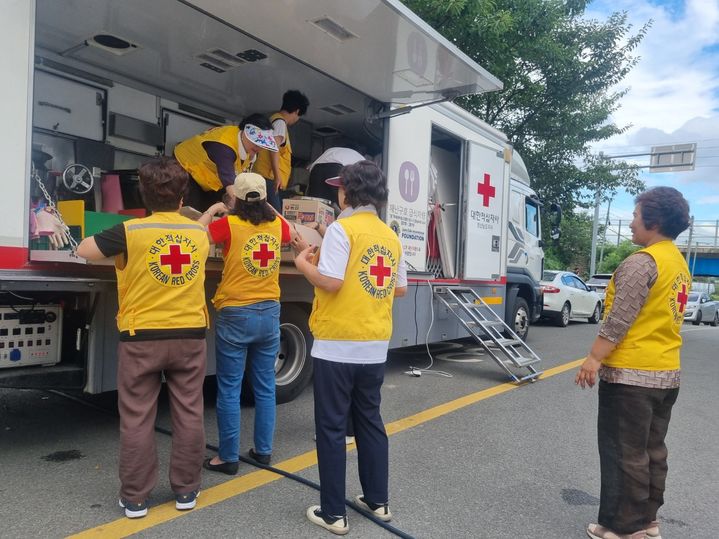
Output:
[
  {"xmin": 282, "ymin": 197, "xmax": 334, "ymax": 227},
  {"xmin": 281, "ymin": 197, "xmax": 333, "ymax": 262}
]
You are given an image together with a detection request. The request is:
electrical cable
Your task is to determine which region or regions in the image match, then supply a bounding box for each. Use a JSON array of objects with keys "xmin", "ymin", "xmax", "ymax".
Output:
[
  {"xmin": 47, "ymin": 390, "xmax": 415, "ymax": 539},
  {"xmin": 406, "ymin": 280, "xmax": 452, "ymax": 378}
]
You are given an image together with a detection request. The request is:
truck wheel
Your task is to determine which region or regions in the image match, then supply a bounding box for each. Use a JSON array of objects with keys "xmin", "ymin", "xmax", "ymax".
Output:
[
  {"xmin": 242, "ymin": 303, "xmax": 314, "ymax": 405},
  {"xmin": 588, "ymin": 303, "xmax": 601, "ymax": 324},
  {"xmin": 692, "ymin": 311, "xmax": 702, "ymax": 326},
  {"xmin": 507, "ymin": 297, "xmax": 530, "ymax": 341},
  {"xmin": 275, "ymin": 303, "xmax": 314, "ymax": 404},
  {"xmin": 555, "ymin": 302, "xmax": 571, "ymax": 327}
]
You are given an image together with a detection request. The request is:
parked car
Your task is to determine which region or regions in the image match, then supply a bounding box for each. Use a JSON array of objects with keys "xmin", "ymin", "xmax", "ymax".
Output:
[
  {"xmin": 684, "ymin": 292, "xmax": 719, "ymax": 326},
  {"xmin": 540, "ymin": 271, "xmax": 603, "ymax": 327},
  {"xmin": 586, "ymin": 273, "xmax": 613, "ymax": 306}
]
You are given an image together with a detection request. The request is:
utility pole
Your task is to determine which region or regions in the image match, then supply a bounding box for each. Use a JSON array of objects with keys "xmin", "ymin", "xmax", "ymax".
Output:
[
  {"xmin": 589, "ymin": 152, "xmax": 603, "ymax": 277},
  {"xmin": 590, "ymin": 189, "xmax": 601, "ymax": 277},
  {"xmin": 598, "ymin": 197, "xmax": 612, "ymax": 268},
  {"xmin": 685, "ymin": 216, "xmax": 694, "ymax": 264}
]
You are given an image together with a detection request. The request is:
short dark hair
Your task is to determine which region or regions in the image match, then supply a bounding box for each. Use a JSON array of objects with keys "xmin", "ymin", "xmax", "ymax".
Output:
[
  {"xmin": 240, "ymin": 113, "xmax": 272, "ymax": 131},
  {"xmin": 230, "ymin": 198, "xmax": 276, "ymax": 225},
  {"xmin": 340, "ymin": 160, "xmax": 388, "ymax": 210},
  {"xmin": 281, "ymin": 90, "xmax": 309, "ymax": 116},
  {"xmin": 634, "ymin": 186, "xmax": 690, "ymax": 239},
  {"xmin": 138, "ymin": 157, "xmax": 189, "ymax": 212}
]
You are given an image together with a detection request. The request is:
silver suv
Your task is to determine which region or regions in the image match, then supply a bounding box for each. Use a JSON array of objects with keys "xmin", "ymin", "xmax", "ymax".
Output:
[{"xmin": 586, "ymin": 274, "xmax": 613, "ymax": 306}]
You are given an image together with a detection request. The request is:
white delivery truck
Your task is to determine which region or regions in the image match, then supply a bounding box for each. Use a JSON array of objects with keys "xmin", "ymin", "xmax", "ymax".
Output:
[{"xmin": 0, "ymin": 0, "xmax": 550, "ymax": 402}]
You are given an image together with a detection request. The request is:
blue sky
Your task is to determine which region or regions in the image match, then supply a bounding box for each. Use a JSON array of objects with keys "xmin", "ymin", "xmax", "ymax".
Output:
[{"xmin": 583, "ymin": 0, "xmax": 719, "ymax": 244}]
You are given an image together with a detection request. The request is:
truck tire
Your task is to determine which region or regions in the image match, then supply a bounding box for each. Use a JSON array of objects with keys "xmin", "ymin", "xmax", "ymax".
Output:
[
  {"xmin": 242, "ymin": 303, "xmax": 314, "ymax": 405},
  {"xmin": 507, "ymin": 296, "xmax": 530, "ymax": 341}
]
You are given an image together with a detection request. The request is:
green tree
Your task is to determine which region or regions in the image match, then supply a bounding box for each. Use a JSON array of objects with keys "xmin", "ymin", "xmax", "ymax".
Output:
[
  {"xmin": 402, "ymin": 0, "xmax": 648, "ymax": 208},
  {"xmin": 543, "ymin": 211, "xmax": 595, "ymax": 275},
  {"xmin": 597, "ymin": 240, "xmax": 640, "ymax": 273}
]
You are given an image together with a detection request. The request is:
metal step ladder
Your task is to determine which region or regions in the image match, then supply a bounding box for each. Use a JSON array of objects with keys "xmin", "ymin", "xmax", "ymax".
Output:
[{"xmin": 433, "ymin": 285, "xmax": 543, "ymax": 383}]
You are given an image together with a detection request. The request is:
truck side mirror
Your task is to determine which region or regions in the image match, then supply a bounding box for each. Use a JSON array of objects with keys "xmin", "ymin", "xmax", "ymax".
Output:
[{"xmin": 549, "ymin": 203, "xmax": 562, "ymax": 240}]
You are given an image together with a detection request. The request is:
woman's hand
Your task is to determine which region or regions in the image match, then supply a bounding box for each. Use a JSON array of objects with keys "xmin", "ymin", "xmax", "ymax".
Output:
[
  {"xmin": 290, "ymin": 230, "xmax": 311, "ymax": 253},
  {"xmin": 575, "ymin": 355, "xmax": 602, "ymax": 389}
]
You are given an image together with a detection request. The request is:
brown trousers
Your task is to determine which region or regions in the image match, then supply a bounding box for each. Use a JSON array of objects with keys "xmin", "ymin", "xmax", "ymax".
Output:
[{"xmin": 117, "ymin": 339, "xmax": 207, "ymax": 502}]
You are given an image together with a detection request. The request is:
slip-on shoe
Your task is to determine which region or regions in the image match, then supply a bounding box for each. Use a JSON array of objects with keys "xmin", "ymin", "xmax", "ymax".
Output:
[{"xmin": 202, "ymin": 457, "xmax": 238, "ymax": 475}]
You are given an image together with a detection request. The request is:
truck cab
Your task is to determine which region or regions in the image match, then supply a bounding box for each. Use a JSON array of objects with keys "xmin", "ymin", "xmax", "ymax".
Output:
[{"xmin": 505, "ymin": 152, "xmax": 545, "ymax": 337}]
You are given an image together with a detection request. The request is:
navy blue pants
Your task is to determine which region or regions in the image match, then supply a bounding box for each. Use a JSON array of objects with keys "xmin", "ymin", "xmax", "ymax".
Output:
[{"xmin": 313, "ymin": 357, "xmax": 389, "ymax": 517}]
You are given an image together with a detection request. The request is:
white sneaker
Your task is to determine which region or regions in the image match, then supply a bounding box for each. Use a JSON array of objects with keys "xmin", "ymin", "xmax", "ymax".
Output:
[
  {"xmin": 306, "ymin": 505, "xmax": 349, "ymax": 535},
  {"xmin": 354, "ymin": 495, "xmax": 392, "ymax": 522}
]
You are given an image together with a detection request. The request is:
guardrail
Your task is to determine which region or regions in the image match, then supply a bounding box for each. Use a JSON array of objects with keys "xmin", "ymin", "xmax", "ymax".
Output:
[{"xmin": 604, "ymin": 219, "xmax": 719, "ymax": 248}]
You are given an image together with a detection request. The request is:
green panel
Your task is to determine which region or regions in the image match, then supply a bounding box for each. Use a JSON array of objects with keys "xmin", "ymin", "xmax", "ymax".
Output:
[{"xmin": 84, "ymin": 211, "xmax": 132, "ymax": 237}]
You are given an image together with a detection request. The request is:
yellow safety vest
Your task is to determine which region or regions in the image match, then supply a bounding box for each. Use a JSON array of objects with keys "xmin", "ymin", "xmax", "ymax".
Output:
[
  {"xmin": 174, "ymin": 126, "xmax": 253, "ymax": 192},
  {"xmin": 310, "ymin": 212, "xmax": 401, "ymax": 341},
  {"xmin": 116, "ymin": 212, "xmax": 209, "ymax": 335},
  {"xmin": 603, "ymin": 240, "xmax": 690, "ymax": 370},
  {"xmin": 253, "ymin": 113, "xmax": 292, "ymax": 188},
  {"xmin": 212, "ymin": 216, "xmax": 284, "ymax": 310}
]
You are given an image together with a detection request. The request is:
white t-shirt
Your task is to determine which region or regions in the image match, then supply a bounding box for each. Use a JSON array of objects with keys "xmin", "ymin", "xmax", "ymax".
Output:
[
  {"xmin": 311, "ymin": 205, "xmax": 407, "ymax": 364},
  {"xmin": 272, "ymin": 118, "xmax": 288, "ymax": 146}
]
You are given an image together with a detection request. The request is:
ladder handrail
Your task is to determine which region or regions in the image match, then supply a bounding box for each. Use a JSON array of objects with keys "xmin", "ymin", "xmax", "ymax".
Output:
[{"xmin": 433, "ymin": 285, "xmax": 543, "ymax": 383}]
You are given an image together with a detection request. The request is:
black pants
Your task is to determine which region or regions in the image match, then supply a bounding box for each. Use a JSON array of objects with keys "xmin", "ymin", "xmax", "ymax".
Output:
[
  {"xmin": 313, "ymin": 357, "xmax": 388, "ymax": 517},
  {"xmin": 597, "ymin": 381, "xmax": 679, "ymax": 534}
]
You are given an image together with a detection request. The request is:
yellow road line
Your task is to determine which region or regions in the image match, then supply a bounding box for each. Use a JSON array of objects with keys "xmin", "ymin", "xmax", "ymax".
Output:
[{"xmin": 68, "ymin": 357, "xmax": 585, "ymax": 538}]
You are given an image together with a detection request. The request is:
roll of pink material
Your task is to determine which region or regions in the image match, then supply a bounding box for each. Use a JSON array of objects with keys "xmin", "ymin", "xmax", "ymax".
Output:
[{"xmin": 101, "ymin": 174, "xmax": 124, "ymax": 213}]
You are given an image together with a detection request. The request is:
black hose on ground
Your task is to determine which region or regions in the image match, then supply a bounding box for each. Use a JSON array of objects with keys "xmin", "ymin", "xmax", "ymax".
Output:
[{"xmin": 50, "ymin": 390, "xmax": 415, "ymax": 539}]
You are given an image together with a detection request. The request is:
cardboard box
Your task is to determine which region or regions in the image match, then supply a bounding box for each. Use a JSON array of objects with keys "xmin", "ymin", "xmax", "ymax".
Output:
[
  {"xmin": 282, "ymin": 197, "xmax": 334, "ymax": 227},
  {"xmin": 281, "ymin": 222, "xmax": 323, "ymax": 262}
]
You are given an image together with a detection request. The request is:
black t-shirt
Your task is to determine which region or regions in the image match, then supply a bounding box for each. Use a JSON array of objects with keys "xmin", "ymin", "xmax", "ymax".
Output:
[
  {"xmin": 93, "ymin": 223, "xmax": 127, "ymax": 258},
  {"xmin": 93, "ymin": 222, "xmax": 206, "ymax": 342}
]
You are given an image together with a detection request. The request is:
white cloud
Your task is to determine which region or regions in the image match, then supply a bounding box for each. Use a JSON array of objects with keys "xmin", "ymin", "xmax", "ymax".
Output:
[
  {"xmin": 696, "ymin": 195, "xmax": 719, "ymax": 205},
  {"xmin": 586, "ymin": 0, "xmax": 719, "ymax": 192},
  {"xmin": 587, "ymin": 0, "xmax": 719, "ymax": 144}
]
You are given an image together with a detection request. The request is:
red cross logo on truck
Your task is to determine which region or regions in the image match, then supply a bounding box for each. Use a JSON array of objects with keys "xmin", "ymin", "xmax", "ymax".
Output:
[
  {"xmin": 477, "ymin": 173, "xmax": 495, "ymax": 207},
  {"xmin": 160, "ymin": 244, "xmax": 192, "ymax": 274},
  {"xmin": 252, "ymin": 243, "xmax": 276, "ymax": 268},
  {"xmin": 676, "ymin": 284, "xmax": 688, "ymax": 313}
]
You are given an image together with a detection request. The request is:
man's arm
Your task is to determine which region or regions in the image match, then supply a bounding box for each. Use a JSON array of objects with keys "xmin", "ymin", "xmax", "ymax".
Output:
[
  {"xmin": 270, "ymin": 151, "xmax": 281, "ymax": 192},
  {"xmin": 77, "ymin": 223, "xmax": 127, "ymax": 261},
  {"xmin": 76, "ymin": 237, "xmax": 106, "ymax": 261}
]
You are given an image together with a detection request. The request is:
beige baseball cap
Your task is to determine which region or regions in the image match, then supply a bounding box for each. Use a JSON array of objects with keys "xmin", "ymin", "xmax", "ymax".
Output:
[{"xmin": 233, "ymin": 172, "xmax": 267, "ymax": 201}]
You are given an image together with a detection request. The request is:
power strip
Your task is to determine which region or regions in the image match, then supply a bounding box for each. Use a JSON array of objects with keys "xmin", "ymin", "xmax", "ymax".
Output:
[{"xmin": 0, "ymin": 305, "xmax": 62, "ymax": 369}]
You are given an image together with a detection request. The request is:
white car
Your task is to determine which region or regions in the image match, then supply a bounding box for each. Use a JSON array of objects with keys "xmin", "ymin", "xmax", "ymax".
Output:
[
  {"xmin": 684, "ymin": 292, "xmax": 719, "ymax": 326},
  {"xmin": 540, "ymin": 271, "xmax": 603, "ymax": 327}
]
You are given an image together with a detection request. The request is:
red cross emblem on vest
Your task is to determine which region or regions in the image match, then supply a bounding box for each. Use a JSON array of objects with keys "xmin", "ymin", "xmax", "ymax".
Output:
[
  {"xmin": 160, "ymin": 244, "xmax": 192, "ymax": 274},
  {"xmin": 477, "ymin": 173, "xmax": 496, "ymax": 207},
  {"xmin": 252, "ymin": 243, "xmax": 276, "ymax": 268},
  {"xmin": 369, "ymin": 256, "xmax": 392, "ymax": 287},
  {"xmin": 676, "ymin": 283, "xmax": 688, "ymax": 313}
]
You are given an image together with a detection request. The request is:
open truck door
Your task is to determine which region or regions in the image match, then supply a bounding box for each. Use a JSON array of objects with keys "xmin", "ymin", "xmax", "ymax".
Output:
[{"xmin": 462, "ymin": 143, "xmax": 509, "ymax": 281}]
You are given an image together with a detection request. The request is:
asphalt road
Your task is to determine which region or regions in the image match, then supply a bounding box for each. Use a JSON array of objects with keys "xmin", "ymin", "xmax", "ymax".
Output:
[{"xmin": 1, "ymin": 320, "xmax": 717, "ymax": 538}]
